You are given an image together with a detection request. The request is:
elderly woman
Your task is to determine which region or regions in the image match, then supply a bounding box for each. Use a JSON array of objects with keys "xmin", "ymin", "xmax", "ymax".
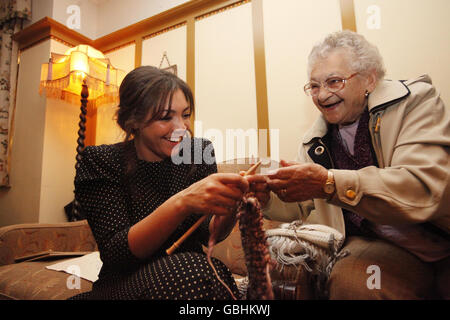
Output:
[{"xmin": 249, "ymin": 31, "xmax": 450, "ymax": 299}]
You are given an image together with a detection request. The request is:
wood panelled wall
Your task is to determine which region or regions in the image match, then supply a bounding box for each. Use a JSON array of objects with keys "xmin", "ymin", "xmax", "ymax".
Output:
[{"xmin": 13, "ymin": 0, "xmax": 356, "ymax": 150}]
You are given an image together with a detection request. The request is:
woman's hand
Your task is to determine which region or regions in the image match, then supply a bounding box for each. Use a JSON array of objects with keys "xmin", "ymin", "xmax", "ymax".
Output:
[
  {"xmin": 178, "ymin": 173, "xmax": 249, "ymax": 217},
  {"xmin": 266, "ymin": 160, "xmax": 329, "ymax": 202},
  {"xmin": 179, "ymin": 173, "xmax": 248, "ymax": 246}
]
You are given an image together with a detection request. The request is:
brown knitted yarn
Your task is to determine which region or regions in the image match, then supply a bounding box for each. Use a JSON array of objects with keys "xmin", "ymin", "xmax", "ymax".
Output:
[
  {"xmin": 206, "ymin": 194, "xmax": 274, "ymax": 300},
  {"xmin": 237, "ymin": 195, "xmax": 274, "ymax": 300}
]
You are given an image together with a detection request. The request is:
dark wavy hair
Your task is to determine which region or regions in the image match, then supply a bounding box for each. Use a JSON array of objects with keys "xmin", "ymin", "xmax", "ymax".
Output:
[
  {"xmin": 115, "ymin": 66, "xmax": 195, "ymax": 192},
  {"xmin": 116, "ymin": 65, "xmax": 194, "ymax": 141}
]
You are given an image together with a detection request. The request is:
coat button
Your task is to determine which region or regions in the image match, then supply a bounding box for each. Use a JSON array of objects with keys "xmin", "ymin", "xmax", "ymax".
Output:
[
  {"xmin": 345, "ymin": 189, "xmax": 356, "ymax": 200},
  {"xmin": 314, "ymin": 146, "xmax": 325, "ymax": 155}
]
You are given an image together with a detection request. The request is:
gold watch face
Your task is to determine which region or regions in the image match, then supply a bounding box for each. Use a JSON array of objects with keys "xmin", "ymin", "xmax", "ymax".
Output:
[{"xmin": 324, "ymin": 183, "xmax": 335, "ymax": 194}]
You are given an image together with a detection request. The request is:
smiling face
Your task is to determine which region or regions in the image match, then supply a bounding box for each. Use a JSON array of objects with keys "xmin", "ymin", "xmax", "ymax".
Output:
[
  {"xmin": 134, "ymin": 88, "xmax": 191, "ymax": 162},
  {"xmin": 310, "ymin": 49, "xmax": 375, "ymax": 125}
]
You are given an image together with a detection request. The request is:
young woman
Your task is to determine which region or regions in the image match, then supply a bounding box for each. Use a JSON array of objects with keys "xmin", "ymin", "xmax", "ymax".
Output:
[{"xmin": 72, "ymin": 66, "xmax": 248, "ymax": 300}]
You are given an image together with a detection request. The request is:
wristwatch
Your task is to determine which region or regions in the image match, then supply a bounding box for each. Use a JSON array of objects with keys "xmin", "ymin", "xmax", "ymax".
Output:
[{"xmin": 323, "ymin": 170, "xmax": 335, "ymax": 195}]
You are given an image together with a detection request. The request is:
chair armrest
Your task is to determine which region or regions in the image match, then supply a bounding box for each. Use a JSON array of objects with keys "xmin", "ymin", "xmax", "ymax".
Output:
[{"xmin": 0, "ymin": 220, "xmax": 97, "ymax": 266}]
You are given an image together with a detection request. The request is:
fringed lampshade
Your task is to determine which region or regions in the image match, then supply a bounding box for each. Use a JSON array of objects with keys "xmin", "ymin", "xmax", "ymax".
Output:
[{"xmin": 40, "ymin": 44, "xmax": 124, "ymax": 109}]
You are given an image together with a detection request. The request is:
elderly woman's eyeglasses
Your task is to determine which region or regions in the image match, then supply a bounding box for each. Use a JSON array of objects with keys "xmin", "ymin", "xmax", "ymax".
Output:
[{"xmin": 304, "ymin": 73, "xmax": 359, "ymax": 96}]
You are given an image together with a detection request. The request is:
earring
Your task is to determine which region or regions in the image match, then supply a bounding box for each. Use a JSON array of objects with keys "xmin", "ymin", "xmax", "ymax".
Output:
[{"xmin": 364, "ymin": 90, "xmax": 370, "ymax": 98}]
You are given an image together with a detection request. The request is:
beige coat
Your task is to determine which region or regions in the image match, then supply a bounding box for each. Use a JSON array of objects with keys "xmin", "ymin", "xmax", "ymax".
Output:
[{"xmin": 263, "ymin": 75, "xmax": 450, "ymax": 237}]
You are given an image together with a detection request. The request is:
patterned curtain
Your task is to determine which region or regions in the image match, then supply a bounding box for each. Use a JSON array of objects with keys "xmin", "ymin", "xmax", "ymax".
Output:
[{"xmin": 0, "ymin": 0, "xmax": 31, "ymax": 186}]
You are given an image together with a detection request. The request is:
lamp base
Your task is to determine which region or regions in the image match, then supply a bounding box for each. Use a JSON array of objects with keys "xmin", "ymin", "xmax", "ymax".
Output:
[{"xmin": 69, "ymin": 79, "xmax": 90, "ymax": 222}]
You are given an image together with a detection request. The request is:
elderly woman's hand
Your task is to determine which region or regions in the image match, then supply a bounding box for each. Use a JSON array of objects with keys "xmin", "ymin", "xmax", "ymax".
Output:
[{"xmin": 266, "ymin": 160, "xmax": 329, "ymax": 202}]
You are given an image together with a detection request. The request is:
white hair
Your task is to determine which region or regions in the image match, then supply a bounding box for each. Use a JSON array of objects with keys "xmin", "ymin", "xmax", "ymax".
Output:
[{"xmin": 307, "ymin": 30, "xmax": 386, "ymax": 81}]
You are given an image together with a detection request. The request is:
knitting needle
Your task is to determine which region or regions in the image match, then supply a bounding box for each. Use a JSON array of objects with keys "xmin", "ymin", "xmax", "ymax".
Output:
[
  {"xmin": 243, "ymin": 160, "xmax": 262, "ymax": 176},
  {"xmin": 166, "ymin": 160, "xmax": 262, "ymax": 255}
]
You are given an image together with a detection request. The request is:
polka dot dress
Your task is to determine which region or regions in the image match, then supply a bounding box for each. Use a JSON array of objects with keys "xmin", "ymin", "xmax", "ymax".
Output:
[{"xmin": 70, "ymin": 138, "xmax": 239, "ymax": 300}]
